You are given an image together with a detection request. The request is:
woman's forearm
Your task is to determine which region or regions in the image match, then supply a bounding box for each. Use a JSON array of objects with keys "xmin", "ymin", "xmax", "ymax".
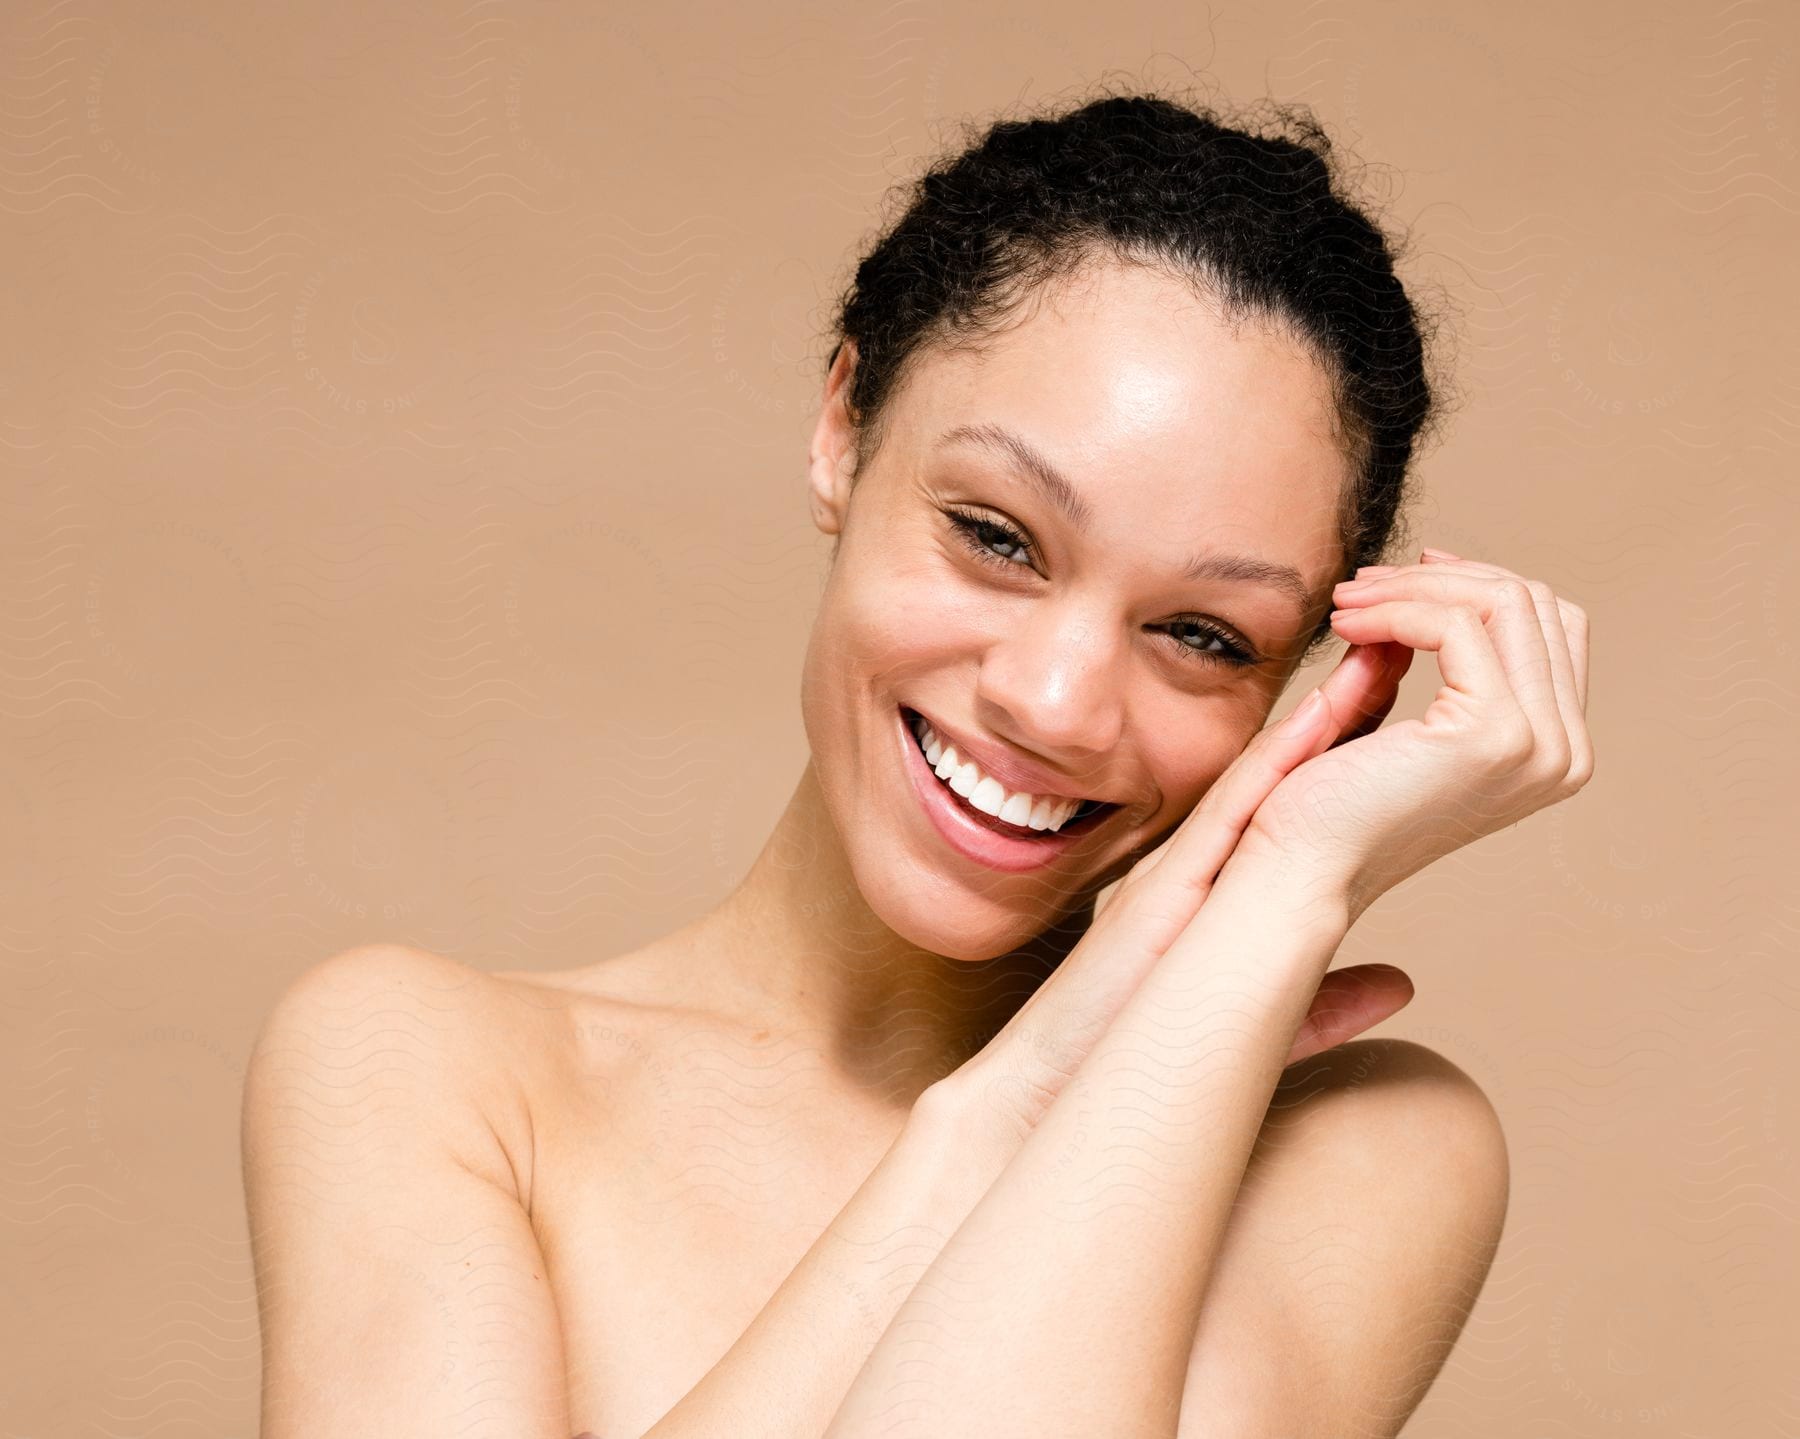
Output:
[
  {"xmin": 823, "ymin": 853, "xmax": 1351, "ymax": 1439},
  {"xmin": 635, "ymin": 852, "xmax": 1345, "ymax": 1439},
  {"xmin": 635, "ymin": 1073, "xmax": 1018, "ymax": 1439}
]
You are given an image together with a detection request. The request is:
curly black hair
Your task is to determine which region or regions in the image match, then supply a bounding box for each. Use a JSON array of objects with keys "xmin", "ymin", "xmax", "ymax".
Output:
[{"xmin": 824, "ymin": 84, "xmax": 1451, "ymax": 660}]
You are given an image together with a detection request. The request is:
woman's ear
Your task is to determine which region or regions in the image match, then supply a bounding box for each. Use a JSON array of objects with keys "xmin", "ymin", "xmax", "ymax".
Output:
[{"xmin": 807, "ymin": 341, "xmax": 859, "ymax": 537}]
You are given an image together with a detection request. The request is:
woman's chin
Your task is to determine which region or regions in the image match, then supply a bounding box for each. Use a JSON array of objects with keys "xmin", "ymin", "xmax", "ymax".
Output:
[
  {"xmin": 872, "ymin": 887, "xmax": 1080, "ymax": 964},
  {"xmin": 929, "ymin": 930, "xmax": 1027, "ymax": 964}
]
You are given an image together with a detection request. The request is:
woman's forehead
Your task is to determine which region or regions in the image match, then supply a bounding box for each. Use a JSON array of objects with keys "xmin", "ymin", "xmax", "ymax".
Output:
[
  {"xmin": 894, "ymin": 297, "xmax": 1345, "ymax": 545},
  {"xmin": 910, "ymin": 264, "xmax": 1337, "ymax": 442}
]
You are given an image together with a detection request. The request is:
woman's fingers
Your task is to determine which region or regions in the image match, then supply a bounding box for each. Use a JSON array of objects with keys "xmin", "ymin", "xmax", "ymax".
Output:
[
  {"xmin": 983, "ymin": 654, "xmax": 1388, "ymax": 1115},
  {"xmin": 1562, "ymin": 599, "xmax": 1589, "ymax": 711},
  {"xmin": 1123, "ymin": 625, "xmax": 1411, "ymax": 909},
  {"xmin": 1419, "ymin": 553, "xmax": 1592, "ymax": 783},
  {"xmin": 1333, "ymin": 570, "xmax": 1566, "ymax": 773},
  {"xmin": 1321, "ymin": 639, "xmax": 1414, "ymax": 749},
  {"xmin": 1327, "ymin": 594, "xmax": 1519, "ymax": 715},
  {"xmin": 983, "ymin": 698, "xmax": 1330, "ymax": 1103},
  {"xmin": 1338, "ymin": 569, "xmax": 1558, "ymax": 709},
  {"xmin": 1120, "ymin": 612, "xmax": 1409, "ymax": 900},
  {"xmin": 1422, "ymin": 553, "xmax": 1586, "ymax": 735},
  {"xmin": 1562, "ymin": 600, "xmax": 1593, "ymax": 787},
  {"xmin": 1282, "ymin": 963, "xmax": 1415, "ymax": 1067},
  {"xmin": 1114, "ymin": 678, "xmax": 1337, "ymax": 896}
]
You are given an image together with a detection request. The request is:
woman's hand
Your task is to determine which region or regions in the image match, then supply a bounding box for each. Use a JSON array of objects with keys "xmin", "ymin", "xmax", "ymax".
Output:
[
  {"xmin": 942, "ymin": 652, "xmax": 1417, "ymax": 1144},
  {"xmin": 1234, "ymin": 549, "xmax": 1594, "ymax": 924}
]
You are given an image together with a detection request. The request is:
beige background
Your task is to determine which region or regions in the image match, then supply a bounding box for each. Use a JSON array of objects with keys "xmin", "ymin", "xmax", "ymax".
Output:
[{"xmin": 2, "ymin": 0, "xmax": 1796, "ymax": 1433}]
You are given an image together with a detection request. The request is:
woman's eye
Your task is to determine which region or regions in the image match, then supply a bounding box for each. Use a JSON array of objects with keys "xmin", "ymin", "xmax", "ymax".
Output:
[
  {"xmin": 944, "ymin": 507, "xmax": 1258, "ymax": 669},
  {"xmin": 1165, "ymin": 618, "xmax": 1257, "ymax": 667},
  {"xmin": 946, "ymin": 509, "xmax": 1035, "ymax": 569}
]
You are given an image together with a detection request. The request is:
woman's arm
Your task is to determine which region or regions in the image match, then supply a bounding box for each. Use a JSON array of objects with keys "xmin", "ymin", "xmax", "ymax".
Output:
[
  {"xmin": 820, "ymin": 553, "xmax": 1591, "ymax": 1439},
  {"xmin": 821, "ymin": 850, "xmax": 1349, "ymax": 1439},
  {"xmin": 240, "ymin": 854, "xmax": 1392, "ymax": 1439},
  {"xmin": 243, "ymin": 945, "xmax": 574, "ymax": 1439},
  {"xmin": 637, "ymin": 678, "xmax": 1411, "ymax": 1439},
  {"xmin": 638, "ymin": 902, "xmax": 1406, "ymax": 1439}
]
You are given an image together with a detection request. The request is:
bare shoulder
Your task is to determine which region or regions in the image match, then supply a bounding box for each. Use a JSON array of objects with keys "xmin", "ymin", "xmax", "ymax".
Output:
[
  {"xmin": 1260, "ymin": 1035, "xmax": 1508, "ymax": 1179},
  {"xmin": 248, "ymin": 943, "xmax": 569, "ymax": 1199},
  {"xmin": 242, "ymin": 943, "xmax": 583, "ymax": 1436},
  {"xmin": 1179, "ymin": 1037, "xmax": 1509, "ymax": 1439},
  {"xmin": 249, "ymin": 938, "xmax": 725, "ymax": 1184}
]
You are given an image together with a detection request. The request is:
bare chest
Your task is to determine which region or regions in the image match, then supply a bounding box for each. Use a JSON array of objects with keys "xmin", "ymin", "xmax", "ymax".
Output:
[{"xmin": 524, "ymin": 1030, "xmax": 909, "ymax": 1439}]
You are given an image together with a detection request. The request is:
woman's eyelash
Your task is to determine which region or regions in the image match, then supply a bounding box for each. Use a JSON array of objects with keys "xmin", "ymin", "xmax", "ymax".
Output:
[
  {"xmin": 941, "ymin": 507, "xmax": 1260, "ymax": 668},
  {"xmin": 945, "ymin": 506, "xmax": 1036, "ymax": 569},
  {"xmin": 1163, "ymin": 617, "xmax": 1258, "ymax": 667}
]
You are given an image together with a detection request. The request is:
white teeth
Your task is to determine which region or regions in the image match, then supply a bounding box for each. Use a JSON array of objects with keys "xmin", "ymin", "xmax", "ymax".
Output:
[
  {"xmin": 906, "ymin": 711, "xmax": 1094, "ymax": 834},
  {"xmin": 969, "ymin": 776, "xmax": 1006, "ymax": 817}
]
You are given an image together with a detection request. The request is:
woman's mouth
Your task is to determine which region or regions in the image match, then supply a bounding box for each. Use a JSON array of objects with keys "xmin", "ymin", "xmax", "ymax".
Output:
[{"xmin": 895, "ymin": 704, "xmax": 1119, "ymax": 873}]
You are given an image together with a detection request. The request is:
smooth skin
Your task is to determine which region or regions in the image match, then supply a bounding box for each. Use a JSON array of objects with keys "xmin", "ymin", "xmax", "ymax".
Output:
[
  {"xmin": 242, "ymin": 255, "xmax": 1592, "ymax": 1437},
  {"xmin": 819, "ymin": 544, "xmax": 1590, "ymax": 1438}
]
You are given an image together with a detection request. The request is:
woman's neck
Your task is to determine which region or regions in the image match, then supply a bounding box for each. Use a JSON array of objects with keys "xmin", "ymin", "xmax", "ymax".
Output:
[{"xmin": 685, "ymin": 760, "xmax": 1092, "ymax": 1113}]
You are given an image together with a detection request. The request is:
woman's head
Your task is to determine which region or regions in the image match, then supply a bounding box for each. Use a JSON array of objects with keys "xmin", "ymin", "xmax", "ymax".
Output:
[{"xmin": 798, "ymin": 88, "xmax": 1444, "ymax": 960}]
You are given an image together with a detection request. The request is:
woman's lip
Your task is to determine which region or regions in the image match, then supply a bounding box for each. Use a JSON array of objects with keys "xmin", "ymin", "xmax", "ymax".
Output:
[
  {"xmin": 903, "ymin": 704, "xmax": 1110, "ymax": 806},
  {"xmin": 895, "ymin": 705, "xmax": 1114, "ymax": 874},
  {"xmin": 902, "ymin": 707, "xmax": 1119, "ymax": 832}
]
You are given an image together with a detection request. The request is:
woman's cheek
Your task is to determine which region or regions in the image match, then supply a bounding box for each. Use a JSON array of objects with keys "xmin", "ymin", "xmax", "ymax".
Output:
[
  {"xmin": 856, "ymin": 563, "xmax": 993, "ymax": 666},
  {"xmin": 1150, "ymin": 727, "xmax": 1251, "ymax": 815}
]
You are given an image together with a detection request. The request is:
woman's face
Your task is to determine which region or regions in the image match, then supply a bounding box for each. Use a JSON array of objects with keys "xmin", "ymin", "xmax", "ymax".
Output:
[{"xmin": 800, "ymin": 257, "xmax": 1348, "ymax": 960}]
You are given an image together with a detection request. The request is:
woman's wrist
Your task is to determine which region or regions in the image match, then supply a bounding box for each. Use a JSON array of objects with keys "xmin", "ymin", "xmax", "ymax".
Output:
[
  {"xmin": 891, "ymin": 1082, "xmax": 1020, "ymax": 1230},
  {"xmin": 910, "ymin": 856, "xmax": 1355, "ymax": 1173},
  {"xmin": 1214, "ymin": 830, "xmax": 1361, "ymax": 939}
]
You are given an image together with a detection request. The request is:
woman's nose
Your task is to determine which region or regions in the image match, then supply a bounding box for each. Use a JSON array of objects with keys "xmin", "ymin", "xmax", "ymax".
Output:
[{"xmin": 974, "ymin": 608, "xmax": 1125, "ymax": 760}]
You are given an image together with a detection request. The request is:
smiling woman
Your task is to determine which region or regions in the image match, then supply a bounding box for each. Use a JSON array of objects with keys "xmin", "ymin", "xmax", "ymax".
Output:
[
  {"xmin": 800, "ymin": 248, "xmax": 1365, "ymax": 959},
  {"xmin": 245, "ymin": 84, "xmax": 1591, "ymax": 1439}
]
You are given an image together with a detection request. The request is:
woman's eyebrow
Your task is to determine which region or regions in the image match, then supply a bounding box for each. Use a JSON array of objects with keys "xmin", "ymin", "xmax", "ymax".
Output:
[
  {"xmin": 936, "ymin": 422, "xmax": 1096, "ymax": 529},
  {"xmin": 933, "ymin": 422, "xmax": 1313, "ymax": 614}
]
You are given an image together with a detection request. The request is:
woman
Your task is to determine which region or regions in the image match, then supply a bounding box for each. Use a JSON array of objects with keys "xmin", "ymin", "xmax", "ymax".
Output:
[{"xmin": 243, "ymin": 90, "xmax": 1593, "ymax": 1438}]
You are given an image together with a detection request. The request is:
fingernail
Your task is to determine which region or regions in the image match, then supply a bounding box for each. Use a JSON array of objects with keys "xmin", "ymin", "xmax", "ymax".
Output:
[
  {"xmin": 1421, "ymin": 546, "xmax": 1460, "ymax": 561},
  {"xmin": 1283, "ymin": 689, "xmax": 1327, "ymax": 734}
]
